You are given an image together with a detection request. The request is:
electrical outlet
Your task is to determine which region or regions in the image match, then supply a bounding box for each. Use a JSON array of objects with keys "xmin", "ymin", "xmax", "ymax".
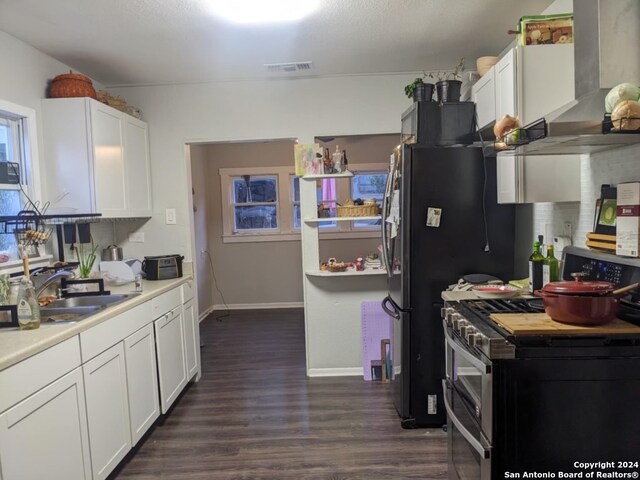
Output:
[
  {"xmin": 165, "ymin": 208, "xmax": 177, "ymax": 225},
  {"xmin": 129, "ymin": 232, "xmax": 145, "ymax": 243}
]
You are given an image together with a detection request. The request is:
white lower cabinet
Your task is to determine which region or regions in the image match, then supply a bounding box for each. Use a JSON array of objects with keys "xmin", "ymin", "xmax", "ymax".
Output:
[
  {"xmin": 124, "ymin": 324, "xmax": 160, "ymax": 445},
  {"xmin": 0, "ymin": 368, "xmax": 92, "ymax": 480},
  {"xmin": 83, "ymin": 343, "xmax": 131, "ymax": 480},
  {"xmin": 182, "ymin": 299, "xmax": 198, "ymax": 380},
  {"xmin": 154, "ymin": 307, "xmax": 188, "ymax": 413}
]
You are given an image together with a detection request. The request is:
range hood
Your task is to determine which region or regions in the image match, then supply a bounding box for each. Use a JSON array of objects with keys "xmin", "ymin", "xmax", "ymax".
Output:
[{"xmin": 511, "ymin": 0, "xmax": 640, "ymax": 156}]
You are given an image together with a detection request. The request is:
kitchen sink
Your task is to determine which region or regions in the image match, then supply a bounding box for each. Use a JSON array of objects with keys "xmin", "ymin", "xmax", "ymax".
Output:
[
  {"xmin": 46, "ymin": 294, "xmax": 137, "ymax": 309},
  {"xmin": 40, "ymin": 306, "xmax": 104, "ymax": 324}
]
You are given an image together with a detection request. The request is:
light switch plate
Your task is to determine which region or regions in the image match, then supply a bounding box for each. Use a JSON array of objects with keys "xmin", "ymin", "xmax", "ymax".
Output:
[{"xmin": 165, "ymin": 208, "xmax": 177, "ymax": 225}]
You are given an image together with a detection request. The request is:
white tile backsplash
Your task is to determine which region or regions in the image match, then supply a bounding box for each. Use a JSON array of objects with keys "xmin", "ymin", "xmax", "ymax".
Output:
[{"xmin": 532, "ymin": 143, "xmax": 640, "ymax": 250}]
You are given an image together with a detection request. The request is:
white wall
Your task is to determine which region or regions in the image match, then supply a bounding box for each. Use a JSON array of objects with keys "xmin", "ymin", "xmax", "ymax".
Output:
[
  {"xmin": 108, "ymin": 74, "xmax": 416, "ymax": 263},
  {"xmin": 533, "ymin": 144, "xmax": 640, "ymax": 251}
]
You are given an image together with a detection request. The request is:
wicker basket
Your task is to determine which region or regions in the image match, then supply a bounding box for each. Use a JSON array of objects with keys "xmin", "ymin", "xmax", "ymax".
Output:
[
  {"xmin": 336, "ymin": 204, "xmax": 380, "ymax": 217},
  {"xmin": 50, "ymin": 72, "xmax": 96, "ymax": 99}
]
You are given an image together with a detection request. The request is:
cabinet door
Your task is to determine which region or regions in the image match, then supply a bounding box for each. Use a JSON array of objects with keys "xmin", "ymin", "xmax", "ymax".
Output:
[
  {"xmin": 471, "ymin": 67, "xmax": 496, "ymax": 129},
  {"xmin": 41, "ymin": 98, "xmax": 96, "ymax": 214},
  {"xmin": 496, "ymin": 153, "xmax": 521, "ymax": 204},
  {"xmin": 183, "ymin": 299, "xmax": 199, "ymax": 380},
  {"xmin": 124, "ymin": 117, "xmax": 153, "ymax": 217},
  {"xmin": 0, "ymin": 368, "xmax": 91, "ymax": 480},
  {"xmin": 517, "ymin": 44, "xmax": 575, "ymax": 125},
  {"xmin": 83, "ymin": 343, "xmax": 131, "ymax": 480},
  {"xmin": 154, "ymin": 309, "xmax": 187, "ymax": 413},
  {"xmin": 124, "ymin": 324, "xmax": 160, "ymax": 445},
  {"xmin": 495, "ymin": 48, "xmax": 517, "ymax": 120},
  {"xmin": 90, "ymin": 101, "xmax": 128, "ymax": 218}
]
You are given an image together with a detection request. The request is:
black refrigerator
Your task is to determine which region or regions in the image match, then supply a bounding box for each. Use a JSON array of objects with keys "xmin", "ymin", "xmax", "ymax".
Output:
[{"xmin": 381, "ymin": 144, "xmax": 515, "ymax": 428}]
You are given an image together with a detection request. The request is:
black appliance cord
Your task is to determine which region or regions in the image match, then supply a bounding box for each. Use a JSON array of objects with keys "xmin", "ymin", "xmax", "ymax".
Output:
[
  {"xmin": 203, "ymin": 250, "xmax": 230, "ymax": 321},
  {"xmin": 474, "ymin": 113, "xmax": 491, "ymax": 253}
]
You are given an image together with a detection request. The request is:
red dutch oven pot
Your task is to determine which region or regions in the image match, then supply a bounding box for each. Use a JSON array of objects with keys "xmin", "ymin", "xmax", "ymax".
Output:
[{"xmin": 535, "ymin": 273, "xmax": 638, "ymax": 326}]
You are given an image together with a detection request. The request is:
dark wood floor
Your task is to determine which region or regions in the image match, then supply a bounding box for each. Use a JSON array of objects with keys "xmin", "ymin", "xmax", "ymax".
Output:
[{"xmin": 113, "ymin": 309, "xmax": 447, "ymax": 479}]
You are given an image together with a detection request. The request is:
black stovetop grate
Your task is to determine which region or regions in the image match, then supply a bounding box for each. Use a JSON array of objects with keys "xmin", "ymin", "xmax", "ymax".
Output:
[{"xmin": 460, "ymin": 297, "xmax": 545, "ymax": 317}]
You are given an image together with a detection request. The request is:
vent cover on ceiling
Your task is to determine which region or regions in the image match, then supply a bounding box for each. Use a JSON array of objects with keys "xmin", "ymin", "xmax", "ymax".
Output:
[{"xmin": 265, "ymin": 61, "xmax": 313, "ymax": 73}]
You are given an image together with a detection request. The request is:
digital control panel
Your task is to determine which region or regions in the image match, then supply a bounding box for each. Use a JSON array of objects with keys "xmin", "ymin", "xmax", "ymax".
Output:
[{"xmin": 562, "ymin": 247, "xmax": 640, "ymax": 302}]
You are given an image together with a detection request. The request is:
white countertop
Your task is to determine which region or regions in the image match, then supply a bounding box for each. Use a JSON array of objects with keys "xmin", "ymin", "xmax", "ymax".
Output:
[{"xmin": 0, "ymin": 276, "xmax": 192, "ymax": 371}]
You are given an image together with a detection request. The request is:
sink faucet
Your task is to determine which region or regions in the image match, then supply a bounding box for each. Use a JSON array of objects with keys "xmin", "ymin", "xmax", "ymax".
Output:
[{"xmin": 35, "ymin": 270, "xmax": 76, "ymax": 298}]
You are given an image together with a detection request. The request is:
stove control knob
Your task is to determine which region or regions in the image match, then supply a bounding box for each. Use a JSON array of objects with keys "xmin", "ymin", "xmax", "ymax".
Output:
[
  {"xmin": 458, "ymin": 321, "xmax": 469, "ymax": 335},
  {"xmin": 467, "ymin": 333, "xmax": 477, "ymax": 346},
  {"xmin": 473, "ymin": 333, "xmax": 487, "ymax": 347},
  {"xmin": 445, "ymin": 309, "xmax": 456, "ymax": 323},
  {"xmin": 464, "ymin": 326, "xmax": 477, "ymax": 341}
]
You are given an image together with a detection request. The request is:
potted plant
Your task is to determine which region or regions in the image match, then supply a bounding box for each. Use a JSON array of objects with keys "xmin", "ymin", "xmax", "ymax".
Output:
[
  {"xmin": 428, "ymin": 57, "xmax": 465, "ymax": 104},
  {"xmin": 404, "ymin": 77, "xmax": 434, "ymax": 103},
  {"xmin": 76, "ymin": 238, "xmax": 99, "ymax": 279}
]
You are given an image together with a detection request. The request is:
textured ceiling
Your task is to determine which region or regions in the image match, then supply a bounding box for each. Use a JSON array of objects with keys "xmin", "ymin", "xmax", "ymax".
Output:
[{"xmin": 0, "ymin": 0, "xmax": 554, "ymax": 86}]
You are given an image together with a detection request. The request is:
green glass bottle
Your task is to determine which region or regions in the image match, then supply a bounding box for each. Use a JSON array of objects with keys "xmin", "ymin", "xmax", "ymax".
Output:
[
  {"xmin": 528, "ymin": 241, "xmax": 544, "ymax": 293},
  {"xmin": 543, "ymin": 244, "xmax": 559, "ymax": 286}
]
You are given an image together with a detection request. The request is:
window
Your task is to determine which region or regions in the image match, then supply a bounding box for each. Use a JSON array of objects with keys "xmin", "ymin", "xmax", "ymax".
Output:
[
  {"xmin": 291, "ymin": 176, "xmax": 337, "ymax": 229},
  {"xmin": 231, "ymin": 175, "xmax": 278, "ymax": 231},
  {"xmin": 351, "ymin": 172, "xmax": 387, "ymax": 228},
  {"xmin": 1, "ymin": 102, "xmax": 35, "ymax": 261},
  {"xmin": 219, "ymin": 163, "xmax": 387, "ymax": 243}
]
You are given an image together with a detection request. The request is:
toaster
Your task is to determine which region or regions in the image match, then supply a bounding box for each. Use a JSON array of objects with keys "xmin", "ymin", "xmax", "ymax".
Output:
[{"xmin": 142, "ymin": 255, "xmax": 184, "ymax": 280}]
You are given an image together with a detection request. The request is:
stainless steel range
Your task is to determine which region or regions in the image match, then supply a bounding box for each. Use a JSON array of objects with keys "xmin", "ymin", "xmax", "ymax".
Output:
[{"xmin": 441, "ymin": 247, "xmax": 640, "ymax": 480}]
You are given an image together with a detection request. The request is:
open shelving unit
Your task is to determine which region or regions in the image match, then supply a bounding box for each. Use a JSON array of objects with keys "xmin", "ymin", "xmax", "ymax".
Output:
[{"xmin": 299, "ymin": 170, "xmax": 388, "ymax": 377}]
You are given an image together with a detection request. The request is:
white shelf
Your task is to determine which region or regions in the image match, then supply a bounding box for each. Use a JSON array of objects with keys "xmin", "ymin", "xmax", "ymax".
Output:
[
  {"xmin": 304, "ymin": 216, "xmax": 381, "ymax": 223},
  {"xmin": 301, "ymin": 171, "xmax": 354, "ymax": 180},
  {"xmin": 306, "ymin": 268, "xmax": 387, "ymax": 277}
]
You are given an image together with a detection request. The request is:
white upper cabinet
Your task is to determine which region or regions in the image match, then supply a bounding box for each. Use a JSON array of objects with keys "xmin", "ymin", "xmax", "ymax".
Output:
[
  {"xmin": 494, "ymin": 48, "xmax": 517, "ymax": 120},
  {"xmin": 472, "ymin": 44, "xmax": 574, "ymax": 130},
  {"xmin": 471, "ymin": 67, "xmax": 496, "ymax": 129},
  {"xmin": 42, "ymin": 98, "xmax": 153, "ymax": 218},
  {"xmin": 516, "ymin": 44, "xmax": 575, "ymax": 126}
]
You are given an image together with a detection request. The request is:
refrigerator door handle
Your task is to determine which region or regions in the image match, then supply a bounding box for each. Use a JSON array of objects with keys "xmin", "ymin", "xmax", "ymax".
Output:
[
  {"xmin": 382, "ymin": 169, "xmax": 393, "ymax": 276},
  {"xmin": 381, "ymin": 295, "xmax": 400, "ymax": 320}
]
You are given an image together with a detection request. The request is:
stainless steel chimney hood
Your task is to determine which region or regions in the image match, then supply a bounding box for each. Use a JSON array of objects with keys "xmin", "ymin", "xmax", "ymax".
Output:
[{"xmin": 510, "ymin": 0, "xmax": 640, "ymax": 156}]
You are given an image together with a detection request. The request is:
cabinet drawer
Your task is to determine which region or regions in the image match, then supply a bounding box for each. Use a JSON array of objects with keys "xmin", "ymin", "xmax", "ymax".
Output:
[
  {"xmin": 181, "ymin": 280, "xmax": 194, "ymax": 303},
  {"xmin": 152, "ymin": 287, "xmax": 182, "ymax": 319},
  {"xmin": 0, "ymin": 336, "xmax": 81, "ymax": 413},
  {"xmin": 80, "ymin": 300, "xmax": 153, "ymax": 362}
]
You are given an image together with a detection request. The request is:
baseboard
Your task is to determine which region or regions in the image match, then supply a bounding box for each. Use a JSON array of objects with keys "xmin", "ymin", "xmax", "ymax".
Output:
[
  {"xmin": 307, "ymin": 367, "xmax": 364, "ymax": 377},
  {"xmin": 212, "ymin": 302, "xmax": 304, "ymax": 311},
  {"xmin": 198, "ymin": 305, "xmax": 215, "ymax": 322}
]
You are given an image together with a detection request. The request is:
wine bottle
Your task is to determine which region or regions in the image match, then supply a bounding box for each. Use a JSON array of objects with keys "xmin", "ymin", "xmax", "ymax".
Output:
[
  {"xmin": 542, "ymin": 244, "xmax": 559, "ymax": 286},
  {"xmin": 342, "ymin": 149, "xmax": 348, "ymax": 171},
  {"xmin": 528, "ymin": 240, "xmax": 544, "ymax": 293},
  {"xmin": 323, "ymin": 147, "xmax": 332, "ymax": 174}
]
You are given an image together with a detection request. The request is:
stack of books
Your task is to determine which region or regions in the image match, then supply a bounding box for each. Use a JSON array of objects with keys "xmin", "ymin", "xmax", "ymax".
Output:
[{"xmin": 365, "ymin": 257, "xmax": 382, "ymax": 270}]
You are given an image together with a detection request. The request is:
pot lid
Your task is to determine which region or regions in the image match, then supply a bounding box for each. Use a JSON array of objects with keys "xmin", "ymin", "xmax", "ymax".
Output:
[{"xmin": 542, "ymin": 272, "xmax": 614, "ymax": 295}]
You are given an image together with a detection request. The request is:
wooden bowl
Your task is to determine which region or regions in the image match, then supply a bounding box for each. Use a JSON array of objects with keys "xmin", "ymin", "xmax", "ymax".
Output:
[{"xmin": 476, "ymin": 56, "xmax": 499, "ymax": 77}]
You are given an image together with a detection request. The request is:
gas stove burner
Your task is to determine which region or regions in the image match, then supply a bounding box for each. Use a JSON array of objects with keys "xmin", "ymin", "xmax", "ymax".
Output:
[{"xmin": 462, "ymin": 297, "xmax": 545, "ymax": 315}]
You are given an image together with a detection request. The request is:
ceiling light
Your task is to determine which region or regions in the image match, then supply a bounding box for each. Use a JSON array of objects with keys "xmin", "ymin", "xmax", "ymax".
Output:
[{"xmin": 206, "ymin": 0, "xmax": 319, "ymax": 24}]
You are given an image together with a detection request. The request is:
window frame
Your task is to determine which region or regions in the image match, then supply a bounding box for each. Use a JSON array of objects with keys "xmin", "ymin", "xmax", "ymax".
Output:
[
  {"xmin": 220, "ymin": 163, "xmax": 388, "ymax": 243},
  {"xmin": 0, "ymin": 98, "xmax": 47, "ymax": 273}
]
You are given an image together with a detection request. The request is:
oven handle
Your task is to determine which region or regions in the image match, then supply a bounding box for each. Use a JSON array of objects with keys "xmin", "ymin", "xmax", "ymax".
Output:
[
  {"xmin": 442, "ymin": 380, "xmax": 491, "ymax": 460},
  {"xmin": 443, "ymin": 324, "xmax": 491, "ymax": 374}
]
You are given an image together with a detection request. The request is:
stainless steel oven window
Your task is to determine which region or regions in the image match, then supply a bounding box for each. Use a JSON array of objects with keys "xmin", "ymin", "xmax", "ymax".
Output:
[{"xmin": 444, "ymin": 325, "xmax": 493, "ymax": 442}]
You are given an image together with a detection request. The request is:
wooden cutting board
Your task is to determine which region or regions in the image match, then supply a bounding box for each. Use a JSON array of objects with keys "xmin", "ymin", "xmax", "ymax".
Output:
[{"xmin": 490, "ymin": 313, "xmax": 640, "ymax": 335}]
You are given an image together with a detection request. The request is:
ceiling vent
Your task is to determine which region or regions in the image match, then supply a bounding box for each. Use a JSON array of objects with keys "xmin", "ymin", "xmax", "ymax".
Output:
[{"xmin": 265, "ymin": 61, "xmax": 313, "ymax": 73}]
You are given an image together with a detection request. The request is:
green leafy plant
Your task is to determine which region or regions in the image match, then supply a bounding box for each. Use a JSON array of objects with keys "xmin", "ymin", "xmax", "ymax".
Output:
[
  {"xmin": 404, "ymin": 77, "xmax": 425, "ymax": 99},
  {"xmin": 76, "ymin": 238, "xmax": 99, "ymax": 278}
]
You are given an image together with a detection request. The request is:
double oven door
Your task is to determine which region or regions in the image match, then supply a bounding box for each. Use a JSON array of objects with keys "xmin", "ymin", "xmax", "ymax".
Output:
[{"xmin": 443, "ymin": 321, "xmax": 492, "ymax": 480}]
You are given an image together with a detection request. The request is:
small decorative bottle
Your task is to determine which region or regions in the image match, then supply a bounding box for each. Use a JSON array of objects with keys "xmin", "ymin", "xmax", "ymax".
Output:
[
  {"xmin": 17, "ymin": 276, "xmax": 40, "ymax": 330},
  {"xmin": 332, "ymin": 145, "xmax": 343, "ymax": 173}
]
